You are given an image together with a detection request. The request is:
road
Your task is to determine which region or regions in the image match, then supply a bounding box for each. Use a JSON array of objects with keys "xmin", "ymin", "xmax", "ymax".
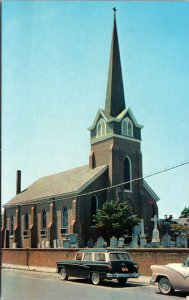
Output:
[{"xmin": 1, "ymin": 269, "xmax": 189, "ymax": 300}]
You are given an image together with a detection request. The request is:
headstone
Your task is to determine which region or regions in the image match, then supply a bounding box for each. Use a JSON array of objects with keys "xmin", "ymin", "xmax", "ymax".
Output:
[
  {"xmin": 41, "ymin": 240, "xmax": 45, "ymax": 249},
  {"xmin": 87, "ymin": 238, "xmax": 94, "ymax": 248},
  {"xmin": 63, "ymin": 239, "xmax": 70, "ymax": 248},
  {"xmin": 45, "ymin": 241, "xmax": 50, "ymax": 248},
  {"xmin": 162, "ymin": 233, "xmax": 171, "ymax": 248},
  {"xmin": 13, "ymin": 243, "xmax": 17, "ymax": 249},
  {"xmin": 110, "ymin": 236, "xmax": 118, "ymax": 248},
  {"xmin": 118, "ymin": 237, "xmax": 124, "ymax": 248},
  {"xmin": 78, "ymin": 238, "xmax": 85, "ymax": 248},
  {"xmin": 134, "ymin": 224, "xmax": 141, "ymax": 236},
  {"xmin": 66, "ymin": 234, "xmax": 78, "ymax": 244},
  {"xmin": 96, "ymin": 236, "xmax": 105, "ymax": 248},
  {"xmin": 176, "ymin": 235, "xmax": 188, "ymax": 248},
  {"xmin": 129, "ymin": 234, "xmax": 139, "ymax": 248},
  {"xmin": 151, "ymin": 215, "xmax": 160, "ymax": 246},
  {"xmin": 53, "ymin": 239, "xmax": 57, "ymax": 248},
  {"xmin": 57, "ymin": 239, "xmax": 62, "ymax": 248},
  {"xmin": 140, "ymin": 219, "xmax": 147, "ymax": 247}
]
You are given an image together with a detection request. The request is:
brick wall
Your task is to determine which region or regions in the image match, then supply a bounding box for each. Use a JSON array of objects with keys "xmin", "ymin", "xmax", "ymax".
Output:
[{"xmin": 2, "ymin": 248, "xmax": 189, "ymax": 276}]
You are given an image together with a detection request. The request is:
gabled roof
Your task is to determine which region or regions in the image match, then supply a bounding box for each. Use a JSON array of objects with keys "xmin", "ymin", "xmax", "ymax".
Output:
[
  {"xmin": 4, "ymin": 165, "xmax": 108, "ymax": 207},
  {"xmin": 88, "ymin": 107, "xmax": 143, "ymax": 130}
]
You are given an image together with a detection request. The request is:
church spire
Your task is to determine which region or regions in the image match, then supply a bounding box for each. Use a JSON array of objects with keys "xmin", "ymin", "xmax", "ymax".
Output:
[{"xmin": 105, "ymin": 8, "xmax": 126, "ymax": 117}]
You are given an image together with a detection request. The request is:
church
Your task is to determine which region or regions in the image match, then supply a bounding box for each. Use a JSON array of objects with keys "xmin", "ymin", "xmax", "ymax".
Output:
[{"xmin": 2, "ymin": 10, "xmax": 159, "ymax": 248}]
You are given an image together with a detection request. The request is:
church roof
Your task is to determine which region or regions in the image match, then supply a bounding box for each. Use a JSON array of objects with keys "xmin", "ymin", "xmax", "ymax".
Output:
[
  {"xmin": 105, "ymin": 11, "xmax": 125, "ymax": 117},
  {"xmin": 4, "ymin": 165, "xmax": 108, "ymax": 207}
]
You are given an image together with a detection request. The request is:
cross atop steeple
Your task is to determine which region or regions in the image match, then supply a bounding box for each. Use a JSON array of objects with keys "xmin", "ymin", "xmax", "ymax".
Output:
[
  {"xmin": 105, "ymin": 9, "xmax": 125, "ymax": 117},
  {"xmin": 113, "ymin": 7, "xmax": 117, "ymax": 18}
]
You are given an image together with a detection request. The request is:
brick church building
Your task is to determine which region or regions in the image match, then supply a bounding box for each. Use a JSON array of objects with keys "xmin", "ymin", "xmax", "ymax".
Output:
[{"xmin": 2, "ymin": 11, "xmax": 159, "ymax": 248}]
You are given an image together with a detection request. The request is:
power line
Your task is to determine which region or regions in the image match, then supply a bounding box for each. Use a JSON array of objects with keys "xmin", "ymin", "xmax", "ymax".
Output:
[{"xmin": 11, "ymin": 159, "xmax": 189, "ymax": 207}]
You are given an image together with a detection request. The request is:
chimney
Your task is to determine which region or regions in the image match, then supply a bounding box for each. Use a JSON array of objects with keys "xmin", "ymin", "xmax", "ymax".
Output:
[{"xmin": 16, "ymin": 170, "xmax": 21, "ymax": 194}]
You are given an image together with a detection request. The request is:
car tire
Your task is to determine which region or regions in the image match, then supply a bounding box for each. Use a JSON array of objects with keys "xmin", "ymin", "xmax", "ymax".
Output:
[
  {"xmin": 117, "ymin": 278, "xmax": 127, "ymax": 286},
  {"xmin": 60, "ymin": 267, "xmax": 68, "ymax": 281},
  {"xmin": 158, "ymin": 277, "xmax": 173, "ymax": 295},
  {"xmin": 91, "ymin": 272, "xmax": 102, "ymax": 285}
]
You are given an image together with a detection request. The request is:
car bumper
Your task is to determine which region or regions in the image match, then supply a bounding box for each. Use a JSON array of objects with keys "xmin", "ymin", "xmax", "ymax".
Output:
[
  {"xmin": 150, "ymin": 278, "xmax": 156, "ymax": 285},
  {"xmin": 107, "ymin": 272, "xmax": 140, "ymax": 279}
]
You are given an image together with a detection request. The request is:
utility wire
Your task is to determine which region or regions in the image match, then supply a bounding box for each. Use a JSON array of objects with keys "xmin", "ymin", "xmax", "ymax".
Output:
[{"xmin": 11, "ymin": 160, "xmax": 189, "ymax": 207}]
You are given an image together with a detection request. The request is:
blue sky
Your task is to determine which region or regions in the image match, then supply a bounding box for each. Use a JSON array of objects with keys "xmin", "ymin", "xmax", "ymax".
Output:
[{"xmin": 2, "ymin": 1, "xmax": 189, "ymax": 218}]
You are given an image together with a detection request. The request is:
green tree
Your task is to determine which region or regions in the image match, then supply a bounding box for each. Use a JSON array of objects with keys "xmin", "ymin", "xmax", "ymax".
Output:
[
  {"xmin": 180, "ymin": 207, "xmax": 189, "ymax": 218},
  {"xmin": 93, "ymin": 200, "xmax": 140, "ymax": 239}
]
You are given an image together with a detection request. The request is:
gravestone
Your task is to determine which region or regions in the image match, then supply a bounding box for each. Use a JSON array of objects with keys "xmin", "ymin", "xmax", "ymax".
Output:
[
  {"xmin": 63, "ymin": 239, "xmax": 70, "ymax": 248},
  {"xmin": 140, "ymin": 219, "xmax": 147, "ymax": 247},
  {"xmin": 78, "ymin": 238, "xmax": 85, "ymax": 248},
  {"xmin": 53, "ymin": 239, "xmax": 57, "ymax": 248},
  {"xmin": 13, "ymin": 243, "xmax": 17, "ymax": 249},
  {"xmin": 118, "ymin": 237, "xmax": 124, "ymax": 248},
  {"xmin": 151, "ymin": 215, "xmax": 160, "ymax": 246},
  {"xmin": 87, "ymin": 238, "xmax": 94, "ymax": 248},
  {"xmin": 57, "ymin": 239, "xmax": 62, "ymax": 248},
  {"xmin": 66, "ymin": 234, "xmax": 78, "ymax": 248},
  {"xmin": 129, "ymin": 234, "xmax": 139, "ymax": 248},
  {"xmin": 176, "ymin": 235, "xmax": 188, "ymax": 248},
  {"xmin": 45, "ymin": 241, "xmax": 50, "ymax": 248},
  {"xmin": 41, "ymin": 240, "xmax": 45, "ymax": 249},
  {"xmin": 97, "ymin": 236, "xmax": 105, "ymax": 248},
  {"xmin": 162, "ymin": 233, "xmax": 171, "ymax": 248},
  {"xmin": 110, "ymin": 236, "xmax": 118, "ymax": 248}
]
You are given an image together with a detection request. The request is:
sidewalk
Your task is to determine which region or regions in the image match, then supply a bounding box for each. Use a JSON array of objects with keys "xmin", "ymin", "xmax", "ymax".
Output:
[{"xmin": 2, "ymin": 263, "xmax": 151, "ymax": 284}]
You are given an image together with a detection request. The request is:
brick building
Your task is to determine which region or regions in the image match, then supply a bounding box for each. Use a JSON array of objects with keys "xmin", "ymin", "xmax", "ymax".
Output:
[{"xmin": 2, "ymin": 12, "xmax": 159, "ymax": 248}]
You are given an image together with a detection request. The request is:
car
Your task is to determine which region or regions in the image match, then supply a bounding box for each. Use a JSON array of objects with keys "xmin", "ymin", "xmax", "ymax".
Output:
[
  {"xmin": 150, "ymin": 256, "xmax": 189, "ymax": 295},
  {"xmin": 56, "ymin": 249, "xmax": 139, "ymax": 285}
]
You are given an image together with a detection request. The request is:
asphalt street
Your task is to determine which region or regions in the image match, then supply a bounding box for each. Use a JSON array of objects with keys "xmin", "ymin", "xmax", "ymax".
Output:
[{"xmin": 1, "ymin": 269, "xmax": 189, "ymax": 300}]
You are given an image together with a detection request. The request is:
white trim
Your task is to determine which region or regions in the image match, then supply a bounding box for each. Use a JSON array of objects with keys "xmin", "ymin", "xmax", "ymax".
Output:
[
  {"xmin": 122, "ymin": 117, "xmax": 133, "ymax": 137},
  {"xmin": 96, "ymin": 118, "xmax": 106, "ymax": 138},
  {"xmin": 91, "ymin": 133, "xmax": 141, "ymax": 144},
  {"xmin": 88, "ymin": 107, "xmax": 143, "ymax": 131}
]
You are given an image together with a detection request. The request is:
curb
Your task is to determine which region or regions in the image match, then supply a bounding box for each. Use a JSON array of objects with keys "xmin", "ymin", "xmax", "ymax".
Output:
[{"xmin": 2, "ymin": 264, "xmax": 151, "ymax": 284}]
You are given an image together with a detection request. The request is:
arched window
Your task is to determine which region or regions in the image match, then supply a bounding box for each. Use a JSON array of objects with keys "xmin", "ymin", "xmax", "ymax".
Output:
[
  {"xmin": 122, "ymin": 119, "xmax": 127, "ymax": 136},
  {"xmin": 62, "ymin": 207, "xmax": 68, "ymax": 233},
  {"xmin": 24, "ymin": 213, "xmax": 29, "ymax": 230},
  {"xmin": 122, "ymin": 118, "xmax": 133, "ymax": 137},
  {"xmin": 128, "ymin": 121, "xmax": 133, "ymax": 137},
  {"xmin": 124, "ymin": 156, "xmax": 132, "ymax": 191},
  {"xmin": 96, "ymin": 119, "xmax": 106, "ymax": 138},
  {"xmin": 91, "ymin": 195, "xmax": 98, "ymax": 225},
  {"xmin": 10, "ymin": 215, "xmax": 14, "ymax": 236},
  {"xmin": 42, "ymin": 210, "xmax": 46, "ymax": 229}
]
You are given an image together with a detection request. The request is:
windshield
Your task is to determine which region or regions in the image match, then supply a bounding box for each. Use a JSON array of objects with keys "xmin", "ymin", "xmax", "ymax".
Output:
[{"xmin": 109, "ymin": 253, "xmax": 130, "ymax": 261}]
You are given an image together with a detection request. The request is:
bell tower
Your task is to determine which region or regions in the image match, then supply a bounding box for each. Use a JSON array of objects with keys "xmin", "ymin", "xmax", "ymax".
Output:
[{"xmin": 88, "ymin": 9, "xmax": 159, "ymax": 223}]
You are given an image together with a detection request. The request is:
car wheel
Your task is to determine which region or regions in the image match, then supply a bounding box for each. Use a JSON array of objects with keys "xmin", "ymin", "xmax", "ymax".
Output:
[
  {"xmin": 117, "ymin": 278, "xmax": 127, "ymax": 286},
  {"xmin": 60, "ymin": 267, "xmax": 68, "ymax": 281},
  {"xmin": 158, "ymin": 277, "xmax": 173, "ymax": 295},
  {"xmin": 91, "ymin": 272, "xmax": 102, "ymax": 285}
]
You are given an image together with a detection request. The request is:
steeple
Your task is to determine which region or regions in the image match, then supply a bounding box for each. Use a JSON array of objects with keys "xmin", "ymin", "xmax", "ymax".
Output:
[{"xmin": 105, "ymin": 8, "xmax": 126, "ymax": 117}]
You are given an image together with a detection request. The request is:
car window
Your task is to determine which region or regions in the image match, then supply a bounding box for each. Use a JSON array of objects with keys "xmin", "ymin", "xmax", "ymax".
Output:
[
  {"xmin": 109, "ymin": 253, "xmax": 130, "ymax": 261},
  {"xmin": 83, "ymin": 253, "xmax": 92, "ymax": 261},
  {"xmin": 76, "ymin": 252, "xmax": 83, "ymax": 260},
  {"xmin": 94, "ymin": 253, "xmax": 105, "ymax": 261}
]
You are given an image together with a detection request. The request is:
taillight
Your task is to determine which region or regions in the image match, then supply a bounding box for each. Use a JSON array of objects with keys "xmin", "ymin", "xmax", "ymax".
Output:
[
  {"xmin": 134, "ymin": 263, "xmax": 139, "ymax": 270},
  {"xmin": 108, "ymin": 264, "xmax": 112, "ymax": 270}
]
